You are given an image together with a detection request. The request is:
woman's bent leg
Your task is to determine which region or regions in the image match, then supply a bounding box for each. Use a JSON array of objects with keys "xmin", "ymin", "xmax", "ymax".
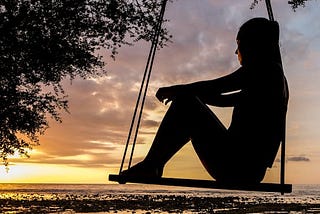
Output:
[
  {"xmin": 145, "ymin": 96, "xmax": 228, "ymax": 167},
  {"xmin": 121, "ymin": 95, "xmax": 227, "ymax": 178},
  {"xmin": 121, "ymin": 95, "xmax": 267, "ymax": 183}
]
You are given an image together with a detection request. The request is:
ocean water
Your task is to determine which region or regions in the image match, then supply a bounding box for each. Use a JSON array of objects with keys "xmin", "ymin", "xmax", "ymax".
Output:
[{"xmin": 0, "ymin": 183, "xmax": 319, "ymax": 213}]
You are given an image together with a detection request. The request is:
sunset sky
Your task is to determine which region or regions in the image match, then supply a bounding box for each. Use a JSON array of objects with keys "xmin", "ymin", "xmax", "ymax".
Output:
[{"xmin": 2, "ymin": 0, "xmax": 320, "ymax": 185}]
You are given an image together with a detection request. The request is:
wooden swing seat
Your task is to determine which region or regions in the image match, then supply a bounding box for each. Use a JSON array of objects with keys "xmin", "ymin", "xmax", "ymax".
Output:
[{"xmin": 108, "ymin": 174, "xmax": 292, "ymax": 193}]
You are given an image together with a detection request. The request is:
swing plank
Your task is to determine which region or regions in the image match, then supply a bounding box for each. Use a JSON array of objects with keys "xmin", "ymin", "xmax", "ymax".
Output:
[{"xmin": 108, "ymin": 174, "xmax": 292, "ymax": 193}]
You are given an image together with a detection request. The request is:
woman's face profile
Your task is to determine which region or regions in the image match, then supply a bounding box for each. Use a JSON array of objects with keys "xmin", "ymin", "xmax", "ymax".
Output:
[{"xmin": 235, "ymin": 40, "xmax": 242, "ymax": 65}]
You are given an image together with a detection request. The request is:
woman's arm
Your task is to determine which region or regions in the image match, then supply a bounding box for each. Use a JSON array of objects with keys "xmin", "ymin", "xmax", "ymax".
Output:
[{"xmin": 156, "ymin": 67, "xmax": 245, "ymax": 106}]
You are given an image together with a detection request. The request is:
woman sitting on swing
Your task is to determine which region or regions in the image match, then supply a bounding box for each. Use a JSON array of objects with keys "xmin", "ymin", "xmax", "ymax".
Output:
[{"xmin": 121, "ymin": 17, "xmax": 289, "ymax": 184}]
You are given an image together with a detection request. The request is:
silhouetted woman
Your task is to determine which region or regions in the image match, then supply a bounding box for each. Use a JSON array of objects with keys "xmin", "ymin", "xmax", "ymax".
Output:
[{"xmin": 121, "ymin": 17, "xmax": 289, "ymax": 184}]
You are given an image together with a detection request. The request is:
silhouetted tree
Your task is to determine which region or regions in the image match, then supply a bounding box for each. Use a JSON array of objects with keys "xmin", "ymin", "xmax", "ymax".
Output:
[
  {"xmin": 0, "ymin": 0, "xmax": 171, "ymax": 168},
  {"xmin": 288, "ymin": 0, "xmax": 311, "ymax": 10},
  {"xmin": 251, "ymin": 0, "xmax": 311, "ymax": 10}
]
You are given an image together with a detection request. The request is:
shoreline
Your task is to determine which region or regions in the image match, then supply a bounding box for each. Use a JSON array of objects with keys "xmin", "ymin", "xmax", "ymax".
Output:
[{"xmin": 1, "ymin": 194, "xmax": 320, "ymax": 213}]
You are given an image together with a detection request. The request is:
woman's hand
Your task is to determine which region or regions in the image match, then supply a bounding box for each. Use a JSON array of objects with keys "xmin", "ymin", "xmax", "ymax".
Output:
[{"xmin": 156, "ymin": 85, "xmax": 185, "ymax": 105}]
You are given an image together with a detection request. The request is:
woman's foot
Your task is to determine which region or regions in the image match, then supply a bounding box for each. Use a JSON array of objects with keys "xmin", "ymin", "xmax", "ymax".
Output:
[{"xmin": 120, "ymin": 161, "xmax": 163, "ymax": 178}]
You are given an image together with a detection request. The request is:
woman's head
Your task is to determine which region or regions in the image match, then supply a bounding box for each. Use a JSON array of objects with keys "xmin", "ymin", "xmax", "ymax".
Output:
[{"xmin": 236, "ymin": 17, "xmax": 280, "ymax": 66}]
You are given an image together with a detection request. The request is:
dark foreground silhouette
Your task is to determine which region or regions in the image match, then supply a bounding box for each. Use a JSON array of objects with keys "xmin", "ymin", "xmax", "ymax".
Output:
[{"xmin": 121, "ymin": 17, "xmax": 289, "ymax": 184}]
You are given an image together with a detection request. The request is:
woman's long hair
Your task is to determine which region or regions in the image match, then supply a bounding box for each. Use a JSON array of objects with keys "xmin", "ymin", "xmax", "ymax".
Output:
[{"xmin": 236, "ymin": 17, "xmax": 281, "ymax": 66}]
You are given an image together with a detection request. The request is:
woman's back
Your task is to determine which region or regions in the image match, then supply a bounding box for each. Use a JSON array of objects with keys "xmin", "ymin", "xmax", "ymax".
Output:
[{"xmin": 229, "ymin": 62, "xmax": 288, "ymax": 167}]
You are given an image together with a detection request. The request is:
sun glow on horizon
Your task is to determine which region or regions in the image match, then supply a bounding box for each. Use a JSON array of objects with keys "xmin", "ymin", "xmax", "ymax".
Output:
[{"xmin": 0, "ymin": 163, "xmax": 111, "ymax": 184}]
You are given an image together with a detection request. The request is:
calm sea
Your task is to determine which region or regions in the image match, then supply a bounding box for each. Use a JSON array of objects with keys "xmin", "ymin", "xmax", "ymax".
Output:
[{"xmin": 0, "ymin": 183, "xmax": 319, "ymax": 213}]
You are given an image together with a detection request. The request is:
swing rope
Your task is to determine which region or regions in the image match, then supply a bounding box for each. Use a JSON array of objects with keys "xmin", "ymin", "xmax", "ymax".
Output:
[
  {"xmin": 119, "ymin": 0, "xmax": 168, "ymax": 173},
  {"xmin": 265, "ymin": 0, "xmax": 275, "ymax": 21},
  {"xmin": 265, "ymin": 0, "xmax": 287, "ymax": 189}
]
